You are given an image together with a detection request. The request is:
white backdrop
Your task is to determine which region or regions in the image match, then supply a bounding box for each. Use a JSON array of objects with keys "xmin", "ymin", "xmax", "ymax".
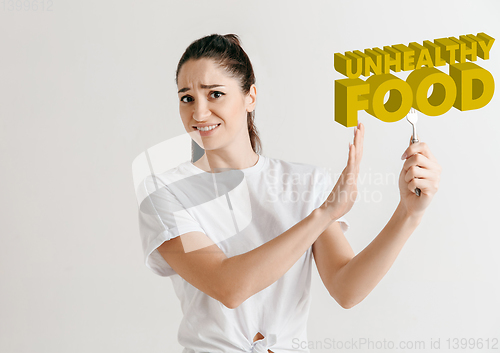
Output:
[{"xmin": 1, "ymin": 1, "xmax": 499, "ymax": 352}]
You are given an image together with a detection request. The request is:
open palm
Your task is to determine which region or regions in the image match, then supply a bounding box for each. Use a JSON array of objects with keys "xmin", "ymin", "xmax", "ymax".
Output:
[{"xmin": 321, "ymin": 123, "xmax": 364, "ymax": 221}]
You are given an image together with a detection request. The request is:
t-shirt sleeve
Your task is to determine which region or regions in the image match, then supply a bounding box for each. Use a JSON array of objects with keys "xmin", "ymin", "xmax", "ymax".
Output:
[
  {"xmin": 137, "ymin": 175, "xmax": 206, "ymax": 277},
  {"xmin": 314, "ymin": 167, "xmax": 350, "ymax": 233}
]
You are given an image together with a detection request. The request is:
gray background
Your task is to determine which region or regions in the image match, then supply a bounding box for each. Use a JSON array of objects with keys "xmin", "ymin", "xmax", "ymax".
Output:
[{"xmin": 1, "ymin": 0, "xmax": 499, "ymax": 352}]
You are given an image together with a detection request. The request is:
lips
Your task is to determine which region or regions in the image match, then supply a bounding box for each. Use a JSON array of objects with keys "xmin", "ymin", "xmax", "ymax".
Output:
[
  {"xmin": 195, "ymin": 123, "xmax": 221, "ymax": 136},
  {"xmin": 193, "ymin": 123, "xmax": 221, "ymax": 130}
]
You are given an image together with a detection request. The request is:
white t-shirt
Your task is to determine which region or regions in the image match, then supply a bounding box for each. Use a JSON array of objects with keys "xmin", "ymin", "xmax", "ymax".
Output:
[{"xmin": 137, "ymin": 154, "xmax": 349, "ymax": 353}]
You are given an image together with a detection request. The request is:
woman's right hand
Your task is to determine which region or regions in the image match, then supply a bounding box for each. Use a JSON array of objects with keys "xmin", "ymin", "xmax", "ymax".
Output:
[{"xmin": 320, "ymin": 122, "xmax": 364, "ymax": 222}]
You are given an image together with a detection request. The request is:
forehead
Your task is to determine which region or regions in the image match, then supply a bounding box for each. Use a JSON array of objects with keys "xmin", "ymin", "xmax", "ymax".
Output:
[{"xmin": 178, "ymin": 58, "xmax": 235, "ymax": 86}]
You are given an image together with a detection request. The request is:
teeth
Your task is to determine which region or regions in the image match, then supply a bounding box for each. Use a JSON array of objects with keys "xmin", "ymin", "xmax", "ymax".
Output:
[{"xmin": 196, "ymin": 124, "xmax": 219, "ymax": 131}]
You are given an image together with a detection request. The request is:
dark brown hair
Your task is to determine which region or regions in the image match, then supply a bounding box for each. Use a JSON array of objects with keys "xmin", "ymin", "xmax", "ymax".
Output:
[{"xmin": 175, "ymin": 34, "xmax": 262, "ymax": 160}]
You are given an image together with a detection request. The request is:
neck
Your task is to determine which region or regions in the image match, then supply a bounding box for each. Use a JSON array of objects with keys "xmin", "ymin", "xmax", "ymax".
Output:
[{"xmin": 194, "ymin": 150, "xmax": 259, "ymax": 173}]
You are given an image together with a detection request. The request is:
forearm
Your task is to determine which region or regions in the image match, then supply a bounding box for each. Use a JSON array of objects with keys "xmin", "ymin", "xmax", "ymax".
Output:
[
  {"xmin": 332, "ymin": 202, "xmax": 423, "ymax": 308},
  {"xmin": 221, "ymin": 208, "xmax": 333, "ymax": 308}
]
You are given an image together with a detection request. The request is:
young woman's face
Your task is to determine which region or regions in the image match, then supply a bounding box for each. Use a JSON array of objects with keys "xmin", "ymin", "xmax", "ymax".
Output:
[{"xmin": 177, "ymin": 58, "xmax": 255, "ymax": 152}]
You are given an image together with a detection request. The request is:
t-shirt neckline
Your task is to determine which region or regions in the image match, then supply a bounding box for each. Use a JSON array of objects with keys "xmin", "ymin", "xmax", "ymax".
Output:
[{"xmin": 186, "ymin": 154, "xmax": 266, "ymax": 176}]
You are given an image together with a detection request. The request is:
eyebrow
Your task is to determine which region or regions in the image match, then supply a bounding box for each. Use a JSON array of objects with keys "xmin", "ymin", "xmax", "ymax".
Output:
[{"xmin": 178, "ymin": 84, "xmax": 225, "ymax": 94}]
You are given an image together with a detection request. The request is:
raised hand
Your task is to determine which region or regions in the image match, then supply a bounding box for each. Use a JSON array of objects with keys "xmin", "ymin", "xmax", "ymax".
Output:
[{"xmin": 320, "ymin": 122, "xmax": 364, "ymax": 221}]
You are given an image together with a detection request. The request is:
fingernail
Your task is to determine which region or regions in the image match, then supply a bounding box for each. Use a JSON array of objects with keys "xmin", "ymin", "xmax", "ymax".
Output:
[{"xmin": 401, "ymin": 152, "xmax": 407, "ymax": 160}]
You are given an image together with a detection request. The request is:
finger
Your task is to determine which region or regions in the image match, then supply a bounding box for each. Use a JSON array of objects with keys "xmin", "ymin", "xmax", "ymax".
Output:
[
  {"xmin": 347, "ymin": 141, "xmax": 356, "ymax": 168},
  {"xmin": 403, "ymin": 151, "xmax": 440, "ymax": 172},
  {"xmin": 408, "ymin": 177, "xmax": 437, "ymax": 196},
  {"xmin": 407, "ymin": 138, "xmax": 438, "ymax": 162},
  {"xmin": 345, "ymin": 142, "xmax": 358, "ymax": 184},
  {"xmin": 419, "ymin": 142, "xmax": 438, "ymax": 162},
  {"xmin": 404, "ymin": 164, "xmax": 437, "ymax": 184},
  {"xmin": 402, "ymin": 141, "xmax": 438, "ymax": 163},
  {"xmin": 354, "ymin": 122, "xmax": 364, "ymax": 165}
]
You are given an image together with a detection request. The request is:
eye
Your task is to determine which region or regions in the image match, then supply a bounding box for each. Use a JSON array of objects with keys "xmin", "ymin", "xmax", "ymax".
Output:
[
  {"xmin": 180, "ymin": 95, "xmax": 193, "ymax": 103},
  {"xmin": 210, "ymin": 91, "xmax": 225, "ymax": 99}
]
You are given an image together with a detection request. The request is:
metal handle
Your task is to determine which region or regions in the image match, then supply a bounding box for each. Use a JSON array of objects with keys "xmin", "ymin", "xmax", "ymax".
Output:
[{"xmin": 411, "ymin": 138, "xmax": 421, "ymax": 196}]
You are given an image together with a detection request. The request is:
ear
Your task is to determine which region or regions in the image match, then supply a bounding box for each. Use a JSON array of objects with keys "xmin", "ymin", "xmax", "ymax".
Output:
[{"xmin": 246, "ymin": 84, "xmax": 257, "ymax": 113}]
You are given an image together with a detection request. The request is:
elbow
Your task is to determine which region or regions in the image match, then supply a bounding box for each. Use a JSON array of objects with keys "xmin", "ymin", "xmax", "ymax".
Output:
[
  {"xmin": 332, "ymin": 292, "xmax": 360, "ymax": 310},
  {"xmin": 221, "ymin": 297, "xmax": 240, "ymax": 310},
  {"xmin": 339, "ymin": 298, "xmax": 357, "ymax": 309},
  {"xmin": 218, "ymin": 283, "xmax": 247, "ymax": 310},
  {"xmin": 329, "ymin": 284, "xmax": 363, "ymax": 309},
  {"xmin": 216, "ymin": 258, "xmax": 251, "ymax": 309}
]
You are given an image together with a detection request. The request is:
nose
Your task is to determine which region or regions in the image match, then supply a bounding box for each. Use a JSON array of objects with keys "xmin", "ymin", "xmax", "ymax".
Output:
[{"xmin": 193, "ymin": 99, "xmax": 211, "ymax": 122}]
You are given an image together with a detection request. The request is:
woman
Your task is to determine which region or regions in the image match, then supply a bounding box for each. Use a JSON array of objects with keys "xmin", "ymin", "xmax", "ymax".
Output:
[{"xmin": 138, "ymin": 34, "xmax": 441, "ymax": 353}]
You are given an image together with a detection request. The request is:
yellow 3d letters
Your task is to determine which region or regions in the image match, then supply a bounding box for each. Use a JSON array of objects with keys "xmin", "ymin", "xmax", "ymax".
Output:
[{"xmin": 334, "ymin": 32, "xmax": 495, "ymax": 127}]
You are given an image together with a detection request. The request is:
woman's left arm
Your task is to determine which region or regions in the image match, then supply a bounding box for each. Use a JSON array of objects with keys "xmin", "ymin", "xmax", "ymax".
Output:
[{"xmin": 313, "ymin": 135, "xmax": 442, "ymax": 309}]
